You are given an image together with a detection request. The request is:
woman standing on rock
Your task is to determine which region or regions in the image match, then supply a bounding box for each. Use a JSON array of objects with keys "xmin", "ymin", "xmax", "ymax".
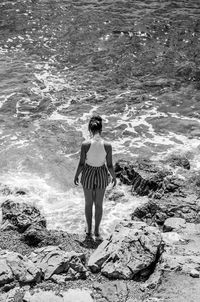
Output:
[{"xmin": 74, "ymin": 115, "xmax": 116, "ymax": 241}]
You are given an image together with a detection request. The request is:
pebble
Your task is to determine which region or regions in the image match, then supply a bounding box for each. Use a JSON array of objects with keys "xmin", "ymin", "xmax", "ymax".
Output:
[{"xmin": 190, "ymin": 269, "xmax": 200, "ymax": 278}]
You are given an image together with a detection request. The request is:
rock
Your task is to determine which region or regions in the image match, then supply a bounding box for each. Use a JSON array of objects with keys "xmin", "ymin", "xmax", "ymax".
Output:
[
  {"xmin": 0, "ymin": 249, "xmax": 42, "ymax": 286},
  {"xmin": 0, "ymin": 293, "xmax": 7, "ymax": 302},
  {"xmin": 114, "ymin": 159, "xmax": 171, "ymax": 196},
  {"xmin": 0, "ymin": 184, "xmax": 13, "ymax": 196},
  {"xmin": 175, "ymin": 62, "xmax": 194, "ymax": 80},
  {"xmin": 93, "ymin": 281, "xmax": 129, "ymax": 302},
  {"xmin": 50, "ymin": 274, "xmax": 66, "ymax": 284},
  {"xmin": 140, "ymin": 263, "xmax": 162, "ymax": 291},
  {"xmin": 1, "ymin": 200, "xmax": 46, "ymax": 233},
  {"xmin": 23, "ymin": 289, "xmax": 93, "ymax": 302},
  {"xmin": 0, "ymin": 220, "xmax": 18, "ymax": 231},
  {"xmin": 161, "ymin": 232, "xmax": 183, "ymax": 244},
  {"xmin": 132, "ymin": 192, "xmax": 200, "ymax": 227},
  {"xmin": 163, "ymin": 154, "xmax": 190, "ymax": 170},
  {"xmin": 143, "ymin": 298, "xmax": 164, "ymax": 302},
  {"xmin": 62, "ymin": 289, "xmax": 93, "ymax": 302},
  {"xmin": 163, "ymin": 217, "xmax": 186, "ymax": 232},
  {"xmin": 161, "ymin": 252, "xmax": 200, "ymax": 275},
  {"xmin": 29, "ymin": 246, "xmax": 87, "ymax": 281},
  {"xmin": 88, "ymin": 220, "xmax": 162, "ymax": 280},
  {"xmin": 23, "ymin": 288, "xmax": 93, "ymax": 302},
  {"xmin": 0, "ymin": 257, "xmax": 13, "ymax": 285},
  {"xmin": 21, "ymin": 224, "xmax": 50, "ymax": 246},
  {"xmin": 131, "ymin": 200, "xmax": 162, "ymax": 224},
  {"xmin": 190, "ymin": 269, "xmax": 200, "ymax": 278},
  {"xmin": 4, "ymin": 286, "xmax": 24, "ymax": 302},
  {"xmin": 23, "ymin": 290, "xmax": 63, "ymax": 302}
]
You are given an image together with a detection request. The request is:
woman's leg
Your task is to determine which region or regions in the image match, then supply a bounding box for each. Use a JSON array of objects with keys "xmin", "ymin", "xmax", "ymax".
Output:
[
  {"xmin": 94, "ymin": 188, "xmax": 106, "ymax": 236},
  {"xmin": 83, "ymin": 188, "xmax": 93, "ymax": 234}
]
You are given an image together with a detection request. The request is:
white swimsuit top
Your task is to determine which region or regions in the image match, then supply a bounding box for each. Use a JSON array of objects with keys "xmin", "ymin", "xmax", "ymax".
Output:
[{"xmin": 85, "ymin": 134, "xmax": 107, "ymax": 167}]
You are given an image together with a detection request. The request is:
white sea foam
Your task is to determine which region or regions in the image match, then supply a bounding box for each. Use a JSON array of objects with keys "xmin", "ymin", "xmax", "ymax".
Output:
[{"xmin": 0, "ymin": 171, "xmax": 146, "ymax": 236}]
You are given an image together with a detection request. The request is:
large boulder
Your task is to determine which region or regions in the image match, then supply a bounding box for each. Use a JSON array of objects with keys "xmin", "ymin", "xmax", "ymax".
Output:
[
  {"xmin": 29, "ymin": 246, "xmax": 87, "ymax": 281},
  {"xmin": 88, "ymin": 220, "xmax": 163, "ymax": 280},
  {"xmin": 0, "ymin": 249, "xmax": 41, "ymax": 286},
  {"xmin": 114, "ymin": 157, "xmax": 193, "ymax": 198},
  {"xmin": 1, "ymin": 200, "xmax": 46, "ymax": 233}
]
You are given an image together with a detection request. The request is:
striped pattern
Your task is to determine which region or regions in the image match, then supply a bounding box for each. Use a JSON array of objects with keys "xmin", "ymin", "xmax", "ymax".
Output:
[{"xmin": 81, "ymin": 164, "xmax": 109, "ymax": 189}]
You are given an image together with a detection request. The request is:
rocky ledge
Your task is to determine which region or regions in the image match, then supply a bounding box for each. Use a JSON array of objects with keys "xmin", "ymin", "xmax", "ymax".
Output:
[{"xmin": 0, "ymin": 154, "xmax": 200, "ymax": 302}]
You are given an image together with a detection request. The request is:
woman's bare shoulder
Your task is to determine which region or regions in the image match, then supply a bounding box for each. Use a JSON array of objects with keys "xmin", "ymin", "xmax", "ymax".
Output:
[
  {"xmin": 81, "ymin": 140, "xmax": 91, "ymax": 151},
  {"xmin": 104, "ymin": 140, "xmax": 112, "ymax": 152}
]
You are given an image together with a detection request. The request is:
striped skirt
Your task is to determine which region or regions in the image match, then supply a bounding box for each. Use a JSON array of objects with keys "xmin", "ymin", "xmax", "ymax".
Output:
[{"xmin": 81, "ymin": 164, "xmax": 109, "ymax": 190}]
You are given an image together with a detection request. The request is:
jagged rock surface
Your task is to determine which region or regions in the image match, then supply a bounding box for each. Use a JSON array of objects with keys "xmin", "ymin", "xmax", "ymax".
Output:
[
  {"xmin": 88, "ymin": 220, "xmax": 163, "ymax": 280},
  {"xmin": 132, "ymin": 194, "xmax": 200, "ymax": 225},
  {"xmin": 114, "ymin": 157, "xmax": 192, "ymax": 198},
  {"xmin": 29, "ymin": 246, "xmax": 87, "ymax": 281},
  {"xmin": 114, "ymin": 159, "xmax": 172, "ymax": 196},
  {"xmin": 1, "ymin": 200, "xmax": 46, "ymax": 233},
  {"xmin": 0, "ymin": 249, "xmax": 41, "ymax": 286}
]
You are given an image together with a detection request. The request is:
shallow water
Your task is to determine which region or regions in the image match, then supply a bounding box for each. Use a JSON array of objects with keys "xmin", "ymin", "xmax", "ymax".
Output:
[{"xmin": 0, "ymin": 0, "xmax": 200, "ymax": 235}]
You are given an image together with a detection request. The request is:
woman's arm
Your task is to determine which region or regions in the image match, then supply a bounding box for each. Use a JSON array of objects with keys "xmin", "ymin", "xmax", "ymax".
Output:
[
  {"xmin": 74, "ymin": 142, "xmax": 88, "ymax": 185},
  {"xmin": 105, "ymin": 143, "xmax": 116, "ymax": 187}
]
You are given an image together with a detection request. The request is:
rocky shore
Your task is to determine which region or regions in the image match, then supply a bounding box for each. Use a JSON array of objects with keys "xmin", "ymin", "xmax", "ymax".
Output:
[{"xmin": 0, "ymin": 154, "xmax": 200, "ymax": 302}]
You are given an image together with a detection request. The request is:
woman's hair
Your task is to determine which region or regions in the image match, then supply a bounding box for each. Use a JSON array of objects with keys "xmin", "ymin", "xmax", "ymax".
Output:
[{"xmin": 88, "ymin": 115, "xmax": 102, "ymax": 135}]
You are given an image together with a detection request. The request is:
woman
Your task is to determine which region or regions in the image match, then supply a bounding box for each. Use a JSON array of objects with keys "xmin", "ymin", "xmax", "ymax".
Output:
[{"xmin": 74, "ymin": 115, "xmax": 116, "ymax": 240}]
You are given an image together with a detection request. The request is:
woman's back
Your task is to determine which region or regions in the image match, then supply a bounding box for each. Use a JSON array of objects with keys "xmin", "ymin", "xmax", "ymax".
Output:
[{"xmin": 85, "ymin": 134, "xmax": 106, "ymax": 167}]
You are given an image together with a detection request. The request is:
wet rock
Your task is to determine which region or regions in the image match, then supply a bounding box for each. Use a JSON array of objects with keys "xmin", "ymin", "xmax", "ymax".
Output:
[
  {"xmin": 88, "ymin": 220, "xmax": 162, "ymax": 280},
  {"xmin": 0, "ymin": 249, "xmax": 41, "ymax": 286},
  {"xmin": 0, "ymin": 184, "xmax": 12, "ymax": 196},
  {"xmin": 163, "ymin": 154, "xmax": 190, "ymax": 170},
  {"xmin": 1, "ymin": 200, "xmax": 46, "ymax": 233},
  {"xmin": 190, "ymin": 269, "xmax": 200, "ymax": 278},
  {"xmin": 131, "ymin": 200, "xmax": 162, "ymax": 224},
  {"xmin": 29, "ymin": 246, "xmax": 87, "ymax": 281},
  {"xmin": 163, "ymin": 217, "xmax": 186, "ymax": 232},
  {"xmin": 15, "ymin": 190, "xmax": 26, "ymax": 195},
  {"xmin": 175, "ymin": 63, "xmax": 194, "ymax": 80},
  {"xmin": 114, "ymin": 159, "xmax": 171, "ymax": 196}
]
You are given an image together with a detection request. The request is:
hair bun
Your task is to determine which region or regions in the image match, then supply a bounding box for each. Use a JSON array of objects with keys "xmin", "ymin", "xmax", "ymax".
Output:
[{"xmin": 88, "ymin": 115, "xmax": 102, "ymax": 134}]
